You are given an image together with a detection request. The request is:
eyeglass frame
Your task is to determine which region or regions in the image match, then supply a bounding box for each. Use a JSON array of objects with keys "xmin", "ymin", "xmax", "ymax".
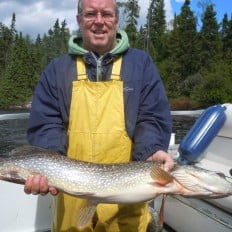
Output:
[{"xmin": 78, "ymin": 10, "xmax": 117, "ymax": 23}]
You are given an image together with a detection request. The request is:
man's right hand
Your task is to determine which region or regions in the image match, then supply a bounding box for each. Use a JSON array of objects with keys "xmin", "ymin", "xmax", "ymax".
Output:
[{"xmin": 24, "ymin": 175, "xmax": 58, "ymax": 196}]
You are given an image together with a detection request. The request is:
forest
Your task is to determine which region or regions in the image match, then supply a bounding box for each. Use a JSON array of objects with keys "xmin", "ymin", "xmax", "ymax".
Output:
[{"xmin": 0, "ymin": 0, "xmax": 231, "ymax": 109}]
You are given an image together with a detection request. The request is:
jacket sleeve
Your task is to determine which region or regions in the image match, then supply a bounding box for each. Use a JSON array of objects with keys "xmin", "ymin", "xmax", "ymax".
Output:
[
  {"xmin": 132, "ymin": 54, "xmax": 172, "ymax": 161},
  {"xmin": 27, "ymin": 60, "xmax": 67, "ymax": 155}
]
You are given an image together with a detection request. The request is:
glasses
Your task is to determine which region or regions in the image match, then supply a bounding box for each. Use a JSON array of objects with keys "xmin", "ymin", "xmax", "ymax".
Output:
[{"xmin": 81, "ymin": 11, "xmax": 116, "ymax": 22}]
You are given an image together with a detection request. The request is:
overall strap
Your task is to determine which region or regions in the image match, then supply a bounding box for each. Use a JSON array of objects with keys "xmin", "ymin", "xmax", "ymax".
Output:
[
  {"xmin": 76, "ymin": 57, "xmax": 87, "ymax": 80},
  {"xmin": 111, "ymin": 57, "xmax": 122, "ymax": 81}
]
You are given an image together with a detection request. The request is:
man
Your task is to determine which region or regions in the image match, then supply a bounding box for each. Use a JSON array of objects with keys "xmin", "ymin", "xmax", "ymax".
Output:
[{"xmin": 26, "ymin": 0, "xmax": 174, "ymax": 231}]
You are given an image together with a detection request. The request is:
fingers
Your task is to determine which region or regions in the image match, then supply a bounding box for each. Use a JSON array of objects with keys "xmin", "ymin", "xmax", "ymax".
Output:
[
  {"xmin": 147, "ymin": 150, "xmax": 175, "ymax": 171},
  {"xmin": 24, "ymin": 176, "xmax": 33, "ymax": 194},
  {"xmin": 163, "ymin": 156, "xmax": 175, "ymax": 172},
  {"xmin": 24, "ymin": 175, "xmax": 58, "ymax": 196},
  {"xmin": 40, "ymin": 176, "xmax": 50, "ymax": 195},
  {"xmin": 49, "ymin": 187, "xmax": 59, "ymax": 196}
]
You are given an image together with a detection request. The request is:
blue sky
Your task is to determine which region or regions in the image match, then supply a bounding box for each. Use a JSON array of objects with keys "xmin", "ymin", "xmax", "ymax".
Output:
[
  {"xmin": 0, "ymin": 0, "xmax": 231, "ymax": 38},
  {"xmin": 171, "ymin": 0, "xmax": 232, "ymax": 24}
]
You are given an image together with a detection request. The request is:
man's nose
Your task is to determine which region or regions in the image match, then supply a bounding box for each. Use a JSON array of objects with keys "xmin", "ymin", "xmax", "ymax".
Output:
[{"xmin": 95, "ymin": 12, "xmax": 104, "ymax": 23}]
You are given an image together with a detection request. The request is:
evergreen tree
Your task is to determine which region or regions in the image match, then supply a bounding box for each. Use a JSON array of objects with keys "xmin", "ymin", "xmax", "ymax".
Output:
[
  {"xmin": 124, "ymin": 0, "xmax": 140, "ymax": 47},
  {"xmin": 0, "ymin": 16, "xmax": 16, "ymax": 78},
  {"xmin": 0, "ymin": 23, "xmax": 9, "ymax": 77},
  {"xmin": 199, "ymin": 4, "xmax": 221, "ymax": 69},
  {"xmin": 191, "ymin": 61, "xmax": 232, "ymax": 107},
  {"xmin": 41, "ymin": 19, "xmax": 70, "ymax": 65},
  {"xmin": 60, "ymin": 20, "xmax": 70, "ymax": 54},
  {"xmin": 136, "ymin": 26, "xmax": 147, "ymax": 50},
  {"xmin": 165, "ymin": 0, "xmax": 199, "ymax": 97},
  {"xmin": 147, "ymin": 0, "xmax": 167, "ymax": 62},
  {"xmin": 10, "ymin": 13, "xmax": 17, "ymax": 39},
  {"xmin": 0, "ymin": 34, "xmax": 38, "ymax": 107},
  {"xmin": 220, "ymin": 14, "xmax": 232, "ymax": 64}
]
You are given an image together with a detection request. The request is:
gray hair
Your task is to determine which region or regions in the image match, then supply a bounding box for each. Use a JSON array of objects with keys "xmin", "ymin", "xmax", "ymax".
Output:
[{"xmin": 77, "ymin": 0, "xmax": 119, "ymax": 19}]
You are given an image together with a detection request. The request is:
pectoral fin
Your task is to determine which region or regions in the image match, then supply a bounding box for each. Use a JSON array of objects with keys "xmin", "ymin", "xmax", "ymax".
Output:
[
  {"xmin": 77, "ymin": 200, "xmax": 97, "ymax": 229},
  {"xmin": 150, "ymin": 166, "xmax": 174, "ymax": 186}
]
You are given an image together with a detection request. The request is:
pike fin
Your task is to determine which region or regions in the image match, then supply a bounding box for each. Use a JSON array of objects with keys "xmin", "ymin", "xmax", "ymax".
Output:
[
  {"xmin": 77, "ymin": 200, "xmax": 97, "ymax": 229},
  {"xmin": 10, "ymin": 145, "xmax": 57, "ymax": 156},
  {"xmin": 150, "ymin": 166, "xmax": 174, "ymax": 186},
  {"xmin": 159, "ymin": 194, "xmax": 167, "ymax": 227}
]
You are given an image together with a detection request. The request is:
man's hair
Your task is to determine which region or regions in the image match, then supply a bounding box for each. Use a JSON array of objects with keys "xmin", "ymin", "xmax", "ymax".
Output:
[{"xmin": 77, "ymin": 0, "xmax": 119, "ymax": 19}]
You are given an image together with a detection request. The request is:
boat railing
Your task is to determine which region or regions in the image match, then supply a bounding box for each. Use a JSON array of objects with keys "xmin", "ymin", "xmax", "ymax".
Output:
[
  {"xmin": 0, "ymin": 110, "xmax": 203, "ymax": 121},
  {"xmin": 0, "ymin": 113, "xmax": 30, "ymax": 120}
]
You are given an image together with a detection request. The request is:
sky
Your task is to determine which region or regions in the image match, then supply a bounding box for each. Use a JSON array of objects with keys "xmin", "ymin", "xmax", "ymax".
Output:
[{"xmin": 0, "ymin": 0, "xmax": 231, "ymax": 39}]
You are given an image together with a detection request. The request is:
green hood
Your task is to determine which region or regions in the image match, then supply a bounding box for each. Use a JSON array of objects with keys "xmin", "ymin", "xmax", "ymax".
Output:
[{"xmin": 68, "ymin": 29, "xmax": 130, "ymax": 56}]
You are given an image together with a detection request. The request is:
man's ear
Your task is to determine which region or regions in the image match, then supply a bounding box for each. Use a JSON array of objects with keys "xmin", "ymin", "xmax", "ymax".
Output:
[
  {"xmin": 77, "ymin": 15, "xmax": 81, "ymax": 26},
  {"xmin": 115, "ymin": 18, "xmax": 119, "ymax": 29}
]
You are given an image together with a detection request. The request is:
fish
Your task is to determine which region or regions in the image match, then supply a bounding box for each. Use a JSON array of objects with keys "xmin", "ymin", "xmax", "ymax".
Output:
[{"xmin": 0, "ymin": 145, "xmax": 232, "ymax": 229}]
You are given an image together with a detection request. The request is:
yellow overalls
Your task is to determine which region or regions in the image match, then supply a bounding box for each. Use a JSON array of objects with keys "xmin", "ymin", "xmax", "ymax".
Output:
[{"xmin": 52, "ymin": 57, "xmax": 151, "ymax": 232}]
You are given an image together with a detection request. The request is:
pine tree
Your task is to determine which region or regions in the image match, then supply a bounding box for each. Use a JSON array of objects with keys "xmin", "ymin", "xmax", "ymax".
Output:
[
  {"xmin": 0, "ymin": 14, "xmax": 16, "ymax": 78},
  {"xmin": 199, "ymin": 4, "xmax": 221, "ymax": 69},
  {"xmin": 0, "ymin": 34, "xmax": 38, "ymax": 107},
  {"xmin": 124, "ymin": 0, "xmax": 140, "ymax": 47},
  {"xmin": 60, "ymin": 20, "xmax": 70, "ymax": 54},
  {"xmin": 165, "ymin": 0, "xmax": 199, "ymax": 97},
  {"xmin": 147, "ymin": 0, "xmax": 167, "ymax": 62},
  {"xmin": 220, "ymin": 14, "xmax": 232, "ymax": 64},
  {"xmin": 41, "ymin": 19, "xmax": 70, "ymax": 65},
  {"xmin": 135, "ymin": 26, "xmax": 144, "ymax": 50},
  {"xmin": 10, "ymin": 13, "xmax": 17, "ymax": 40}
]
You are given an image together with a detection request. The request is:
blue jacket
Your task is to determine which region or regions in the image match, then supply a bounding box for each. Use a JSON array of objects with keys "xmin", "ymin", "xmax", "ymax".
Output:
[{"xmin": 27, "ymin": 48, "xmax": 172, "ymax": 161}]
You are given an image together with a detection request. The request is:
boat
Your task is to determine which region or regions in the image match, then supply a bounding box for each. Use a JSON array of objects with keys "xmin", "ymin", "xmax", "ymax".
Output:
[
  {"xmin": 154, "ymin": 103, "xmax": 232, "ymax": 232},
  {"xmin": 0, "ymin": 104, "xmax": 231, "ymax": 231}
]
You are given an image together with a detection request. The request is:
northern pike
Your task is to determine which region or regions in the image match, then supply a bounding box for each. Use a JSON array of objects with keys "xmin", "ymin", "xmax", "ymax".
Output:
[{"xmin": 0, "ymin": 145, "xmax": 232, "ymax": 229}]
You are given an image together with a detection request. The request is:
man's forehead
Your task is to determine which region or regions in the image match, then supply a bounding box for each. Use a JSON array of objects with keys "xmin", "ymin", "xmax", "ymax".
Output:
[{"xmin": 82, "ymin": 0, "xmax": 116, "ymax": 8}]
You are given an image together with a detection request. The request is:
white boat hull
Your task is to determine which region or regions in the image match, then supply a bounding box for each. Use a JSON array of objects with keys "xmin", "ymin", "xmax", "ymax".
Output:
[
  {"xmin": 0, "ymin": 181, "xmax": 52, "ymax": 232},
  {"xmin": 158, "ymin": 104, "xmax": 232, "ymax": 232}
]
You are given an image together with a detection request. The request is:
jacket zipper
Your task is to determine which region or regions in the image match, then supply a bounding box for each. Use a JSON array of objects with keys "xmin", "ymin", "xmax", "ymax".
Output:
[{"xmin": 91, "ymin": 52, "xmax": 104, "ymax": 82}]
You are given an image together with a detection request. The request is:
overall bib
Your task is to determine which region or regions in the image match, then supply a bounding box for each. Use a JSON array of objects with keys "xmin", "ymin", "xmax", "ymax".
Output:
[{"xmin": 52, "ymin": 57, "xmax": 151, "ymax": 232}]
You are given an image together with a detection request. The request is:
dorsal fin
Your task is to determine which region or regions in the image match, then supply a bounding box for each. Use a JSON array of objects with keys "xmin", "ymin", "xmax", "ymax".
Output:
[{"xmin": 150, "ymin": 166, "xmax": 174, "ymax": 186}]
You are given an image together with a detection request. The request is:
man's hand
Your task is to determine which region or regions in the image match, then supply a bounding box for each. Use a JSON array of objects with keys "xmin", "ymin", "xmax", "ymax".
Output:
[
  {"xmin": 24, "ymin": 175, "xmax": 58, "ymax": 196},
  {"xmin": 147, "ymin": 150, "xmax": 175, "ymax": 171}
]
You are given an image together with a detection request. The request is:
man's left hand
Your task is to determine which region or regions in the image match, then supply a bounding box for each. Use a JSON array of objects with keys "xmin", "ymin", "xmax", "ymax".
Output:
[{"xmin": 147, "ymin": 150, "xmax": 175, "ymax": 171}]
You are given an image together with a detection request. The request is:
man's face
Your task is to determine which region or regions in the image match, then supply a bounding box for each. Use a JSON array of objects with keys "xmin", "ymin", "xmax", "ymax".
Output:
[{"xmin": 77, "ymin": 0, "xmax": 119, "ymax": 55}]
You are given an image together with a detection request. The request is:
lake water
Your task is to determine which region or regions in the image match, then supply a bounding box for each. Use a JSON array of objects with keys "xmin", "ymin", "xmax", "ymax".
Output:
[{"xmin": 0, "ymin": 113, "xmax": 198, "ymax": 155}]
